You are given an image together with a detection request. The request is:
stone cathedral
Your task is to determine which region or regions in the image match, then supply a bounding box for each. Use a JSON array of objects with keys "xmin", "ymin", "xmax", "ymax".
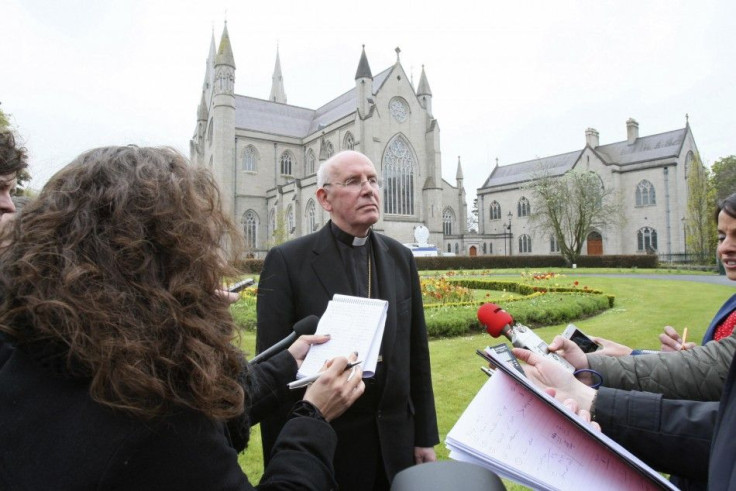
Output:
[{"xmin": 190, "ymin": 24, "xmax": 467, "ymax": 258}]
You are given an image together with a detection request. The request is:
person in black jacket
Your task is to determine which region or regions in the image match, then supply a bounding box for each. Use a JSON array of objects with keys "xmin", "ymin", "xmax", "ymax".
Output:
[{"xmin": 0, "ymin": 145, "xmax": 364, "ymax": 490}]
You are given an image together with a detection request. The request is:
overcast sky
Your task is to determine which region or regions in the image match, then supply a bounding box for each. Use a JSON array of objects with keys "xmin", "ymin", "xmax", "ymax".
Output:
[{"xmin": 3, "ymin": 0, "xmax": 735, "ymax": 201}]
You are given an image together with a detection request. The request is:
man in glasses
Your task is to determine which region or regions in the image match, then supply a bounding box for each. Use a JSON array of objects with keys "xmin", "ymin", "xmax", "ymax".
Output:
[{"xmin": 256, "ymin": 150, "xmax": 438, "ymax": 491}]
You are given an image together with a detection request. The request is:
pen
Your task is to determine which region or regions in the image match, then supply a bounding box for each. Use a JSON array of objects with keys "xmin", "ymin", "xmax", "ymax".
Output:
[
  {"xmin": 680, "ymin": 327, "xmax": 688, "ymax": 350},
  {"xmin": 288, "ymin": 360, "xmax": 363, "ymax": 390}
]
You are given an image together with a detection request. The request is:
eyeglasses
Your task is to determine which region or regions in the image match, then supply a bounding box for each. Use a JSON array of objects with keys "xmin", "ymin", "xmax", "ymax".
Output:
[{"xmin": 323, "ymin": 176, "xmax": 382, "ymax": 190}]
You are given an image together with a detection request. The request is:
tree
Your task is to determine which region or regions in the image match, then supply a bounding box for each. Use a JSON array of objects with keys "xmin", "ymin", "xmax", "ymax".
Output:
[
  {"xmin": 685, "ymin": 153, "xmax": 716, "ymax": 263},
  {"xmin": 711, "ymin": 155, "xmax": 736, "ymax": 203},
  {"xmin": 267, "ymin": 209, "xmax": 289, "ymax": 249},
  {"xmin": 467, "ymin": 197, "xmax": 479, "ymax": 233},
  {"xmin": 527, "ymin": 167, "xmax": 625, "ymax": 266}
]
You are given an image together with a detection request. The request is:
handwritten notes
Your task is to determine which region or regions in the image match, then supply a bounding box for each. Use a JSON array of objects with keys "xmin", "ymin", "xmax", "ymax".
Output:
[
  {"xmin": 447, "ymin": 370, "xmax": 675, "ymax": 490},
  {"xmin": 297, "ymin": 294, "xmax": 387, "ymax": 379}
]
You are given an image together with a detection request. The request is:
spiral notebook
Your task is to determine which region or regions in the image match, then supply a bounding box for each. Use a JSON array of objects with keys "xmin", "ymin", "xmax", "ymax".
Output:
[{"xmin": 297, "ymin": 294, "xmax": 388, "ymax": 379}]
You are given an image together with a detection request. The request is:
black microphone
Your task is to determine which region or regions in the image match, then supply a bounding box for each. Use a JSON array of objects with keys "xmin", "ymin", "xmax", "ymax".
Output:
[{"xmin": 250, "ymin": 315, "xmax": 320, "ymax": 364}]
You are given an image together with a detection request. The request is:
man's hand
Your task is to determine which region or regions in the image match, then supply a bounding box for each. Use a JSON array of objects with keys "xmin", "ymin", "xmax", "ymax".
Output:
[{"xmin": 414, "ymin": 446, "xmax": 437, "ymax": 464}]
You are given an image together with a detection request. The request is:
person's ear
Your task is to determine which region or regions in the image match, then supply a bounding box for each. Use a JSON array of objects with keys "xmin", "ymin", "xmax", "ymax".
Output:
[{"xmin": 317, "ymin": 188, "xmax": 332, "ymax": 212}]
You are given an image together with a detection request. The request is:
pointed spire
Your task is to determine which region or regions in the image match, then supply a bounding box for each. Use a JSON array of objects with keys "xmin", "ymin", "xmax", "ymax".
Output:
[
  {"xmin": 208, "ymin": 28, "xmax": 216, "ymax": 65},
  {"xmin": 197, "ymin": 91, "xmax": 208, "ymax": 121},
  {"xmin": 269, "ymin": 46, "xmax": 287, "ymax": 103},
  {"xmin": 355, "ymin": 45, "xmax": 373, "ymax": 80},
  {"xmin": 215, "ymin": 21, "xmax": 236, "ymax": 68},
  {"xmin": 456, "ymin": 156, "xmax": 464, "ymax": 180},
  {"xmin": 417, "ymin": 65, "xmax": 432, "ymax": 96}
]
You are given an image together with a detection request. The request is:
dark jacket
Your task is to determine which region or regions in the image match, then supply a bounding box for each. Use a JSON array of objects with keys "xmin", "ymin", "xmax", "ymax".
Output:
[
  {"xmin": 588, "ymin": 294, "xmax": 736, "ymax": 401},
  {"xmin": 256, "ymin": 223, "xmax": 439, "ymax": 486},
  {"xmin": 0, "ymin": 345, "xmax": 338, "ymax": 490}
]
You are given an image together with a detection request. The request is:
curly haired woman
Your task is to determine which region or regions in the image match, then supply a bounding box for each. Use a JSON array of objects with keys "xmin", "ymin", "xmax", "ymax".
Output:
[{"xmin": 0, "ymin": 146, "xmax": 364, "ymax": 489}]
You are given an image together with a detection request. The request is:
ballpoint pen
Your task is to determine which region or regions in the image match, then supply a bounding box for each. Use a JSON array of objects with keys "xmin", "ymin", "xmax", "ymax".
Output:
[{"xmin": 288, "ymin": 360, "xmax": 363, "ymax": 390}]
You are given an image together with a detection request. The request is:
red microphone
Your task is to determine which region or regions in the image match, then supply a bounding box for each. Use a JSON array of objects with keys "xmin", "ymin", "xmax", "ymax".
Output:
[{"xmin": 477, "ymin": 303, "xmax": 574, "ymax": 372}]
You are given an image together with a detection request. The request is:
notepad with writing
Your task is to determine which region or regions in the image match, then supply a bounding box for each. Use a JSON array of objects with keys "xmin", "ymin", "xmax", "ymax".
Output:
[
  {"xmin": 297, "ymin": 294, "xmax": 388, "ymax": 379},
  {"xmin": 446, "ymin": 348, "xmax": 677, "ymax": 490}
]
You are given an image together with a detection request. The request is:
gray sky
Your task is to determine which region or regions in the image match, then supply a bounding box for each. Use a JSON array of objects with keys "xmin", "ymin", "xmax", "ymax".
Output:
[{"xmin": 3, "ymin": 0, "xmax": 735, "ymax": 202}]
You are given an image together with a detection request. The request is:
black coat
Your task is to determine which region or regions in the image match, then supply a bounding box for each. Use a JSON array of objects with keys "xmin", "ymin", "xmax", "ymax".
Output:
[
  {"xmin": 256, "ymin": 223, "xmax": 439, "ymax": 488},
  {"xmin": 0, "ymin": 345, "xmax": 338, "ymax": 490}
]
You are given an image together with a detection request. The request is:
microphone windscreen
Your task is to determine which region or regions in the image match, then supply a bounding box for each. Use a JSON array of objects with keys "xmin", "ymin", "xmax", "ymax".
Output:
[
  {"xmin": 477, "ymin": 303, "xmax": 513, "ymax": 338},
  {"xmin": 293, "ymin": 315, "xmax": 319, "ymax": 336}
]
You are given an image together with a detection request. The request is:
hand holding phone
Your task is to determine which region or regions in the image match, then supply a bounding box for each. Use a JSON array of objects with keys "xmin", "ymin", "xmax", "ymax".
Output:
[{"xmin": 562, "ymin": 324, "xmax": 601, "ymax": 354}]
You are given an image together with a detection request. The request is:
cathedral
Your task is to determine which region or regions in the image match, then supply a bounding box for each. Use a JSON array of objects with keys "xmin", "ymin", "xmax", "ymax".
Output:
[
  {"xmin": 190, "ymin": 24, "xmax": 467, "ymax": 258},
  {"xmin": 470, "ymin": 119, "xmax": 699, "ymax": 258}
]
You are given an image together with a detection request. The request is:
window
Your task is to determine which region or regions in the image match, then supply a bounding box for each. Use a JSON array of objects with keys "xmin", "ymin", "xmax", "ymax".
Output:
[
  {"xmin": 443, "ymin": 208, "xmax": 455, "ymax": 235},
  {"xmin": 325, "ymin": 141, "xmax": 334, "ymax": 159},
  {"xmin": 454, "ymin": 243, "xmax": 459, "ymax": 254},
  {"xmin": 550, "ymin": 234, "xmax": 560, "ymax": 253},
  {"xmin": 637, "ymin": 227, "xmax": 658, "ymax": 252},
  {"xmin": 305, "ymin": 200, "xmax": 318, "ymax": 232},
  {"xmin": 242, "ymin": 210, "xmax": 258, "ymax": 250},
  {"xmin": 447, "ymin": 243, "xmax": 452, "ymax": 253},
  {"xmin": 490, "ymin": 201, "xmax": 501, "ymax": 220},
  {"xmin": 482, "ymin": 243, "xmax": 487, "ymax": 254},
  {"xmin": 636, "ymin": 180, "xmax": 656, "ymax": 206},
  {"xmin": 383, "ymin": 135, "xmax": 415, "ymax": 215},
  {"xmin": 286, "ymin": 205, "xmax": 295, "ymax": 234},
  {"xmin": 280, "ymin": 151, "xmax": 294, "ymax": 176},
  {"xmin": 517, "ymin": 197, "xmax": 530, "ymax": 217},
  {"xmin": 306, "ymin": 149, "xmax": 316, "ymax": 175},
  {"xmin": 344, "ymin": 132, "xmax": 355, "ymax": 151},
  {"xmin": 242, "ymin": 146, "xmax": 257, "ymax": 172},
  {"xmin": 489, "ymin": 242, "xmax": 493, "ymax": 254},
  {"xmin": 519, "ymin": 234, "xmax": 532, "ymax": 253}
]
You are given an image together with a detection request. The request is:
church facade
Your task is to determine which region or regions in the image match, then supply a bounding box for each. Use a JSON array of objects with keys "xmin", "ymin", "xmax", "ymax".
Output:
[
  {"xmin": 469, "ymin": 119, "xmax": 699, "ymax": 258},
  {"xmin": 190, "ymin": 24, "xmax": 467, "ymax": 257}
]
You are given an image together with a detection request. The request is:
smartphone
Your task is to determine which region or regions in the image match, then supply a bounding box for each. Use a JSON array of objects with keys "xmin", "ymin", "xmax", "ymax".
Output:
[
  {"xmin": 562, "ymin": 324, "xmax": 601, "ymax": 353},
  {"xmin": 227, "ymin": 278, "xmax": 255, "ymax": 293}
]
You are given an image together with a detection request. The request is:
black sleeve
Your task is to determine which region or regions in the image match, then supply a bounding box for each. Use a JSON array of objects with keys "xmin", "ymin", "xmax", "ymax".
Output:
[{"xmin": 595, "ymin": 387, "xmax": 717, "ymax": 481}]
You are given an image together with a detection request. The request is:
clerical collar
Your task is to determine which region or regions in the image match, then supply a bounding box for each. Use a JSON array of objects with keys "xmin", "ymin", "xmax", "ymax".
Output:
[{"xmin": 330, "ymin": 222, "xmax": 370, "ymax": 247}]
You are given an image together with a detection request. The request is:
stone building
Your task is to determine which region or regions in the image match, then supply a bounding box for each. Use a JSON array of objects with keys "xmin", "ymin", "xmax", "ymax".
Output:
[
  {"xmin": 190, "ymin": 24, "xmax": 467, "ymax": 257},
  {"xmin": 470, "ymin": 118, "xmax": 699, "ymax": 258}
]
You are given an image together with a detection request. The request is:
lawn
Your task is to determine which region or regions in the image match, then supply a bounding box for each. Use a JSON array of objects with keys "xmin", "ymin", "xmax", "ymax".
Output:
[{"xmin": 235, "ymin": 272, "xmax": 732, "ymax": 488}]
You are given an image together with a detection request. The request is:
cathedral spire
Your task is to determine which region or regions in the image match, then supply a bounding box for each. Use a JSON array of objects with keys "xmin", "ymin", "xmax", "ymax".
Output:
[
  {"xmin": 417, "ymin": 65, "xmax": 433, "ymax": 116},
  {"xmin": 215, "ymin": 22, "xmax": 236, "ymax": 68},
  {"xmin": 456, "ymin": 156, "xmax": 464, "ymax": 181},
  {"xmin": 355, "ymin": 45, "xmax": 373, "ymax": 80},
  {"xmin": 269, "ymin": 45, "xmax": 287, "ymax": 103}
]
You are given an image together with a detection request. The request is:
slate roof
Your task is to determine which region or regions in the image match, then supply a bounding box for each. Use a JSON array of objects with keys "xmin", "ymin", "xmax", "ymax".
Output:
[
  {"xmin": 234, "ymin": 67, "xmax": 392, "ymax": 139},
  {"xmin": 482, "ymin": 127, "xmax": 687, "ymax": 189}
]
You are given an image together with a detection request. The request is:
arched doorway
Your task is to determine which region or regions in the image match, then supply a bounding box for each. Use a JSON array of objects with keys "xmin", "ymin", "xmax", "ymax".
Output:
[
  {"xmin": 587, "ymin": 231, "xmax": 603, "ymax": 256},
  {"xmin": 469, "ymin": 246, "xmax": 477, "ymax": 257}
]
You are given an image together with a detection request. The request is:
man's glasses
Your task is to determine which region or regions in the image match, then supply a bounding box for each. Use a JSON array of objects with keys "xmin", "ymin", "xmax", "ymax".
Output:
[{"xmin": 323, "ymin": 176, "xmax": 381, "ymax": 190}]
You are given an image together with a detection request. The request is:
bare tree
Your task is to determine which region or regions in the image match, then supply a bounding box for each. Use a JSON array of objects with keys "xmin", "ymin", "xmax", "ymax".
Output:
[{"xmin": 527, "ymin": 167, "xmax": 625, "ymax": 265}]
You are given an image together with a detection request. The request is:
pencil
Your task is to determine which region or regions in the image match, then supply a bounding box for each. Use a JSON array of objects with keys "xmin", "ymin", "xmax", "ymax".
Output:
[{"xmin": 680, "ymin": 327, "xmax": 688, "ymax": 350}]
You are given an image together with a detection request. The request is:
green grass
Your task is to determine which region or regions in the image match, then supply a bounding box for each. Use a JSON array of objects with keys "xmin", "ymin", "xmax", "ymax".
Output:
[{"xmin": 235, "ymin": 273, "xmax": 732, "ymax": 489}]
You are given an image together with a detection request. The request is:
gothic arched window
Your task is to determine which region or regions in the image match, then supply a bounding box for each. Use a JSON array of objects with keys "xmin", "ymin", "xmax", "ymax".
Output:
[
  {"xmin": 636, "ymin": 180, "xmax": 656, "ymax": 206},
  {"xmin": 343, "ymin": 132, "xmax": 355, "ymax": 151},
  {"xmin": 305, "ymin": 199, "xmax": 318, "ymax": 232},
  {"xmin": 242, "ymin": 210, "xmax": 258, "ymax": 250},
  {"xmin": 280, "ymin": 151, "xmax": 294, "ymax": 176},
  {"xmin": 443, "ymin": 208, "xmax": 455, "ymax": 235},
  {"xmin": 383, "ymin": 135, "xmax": 415, "ymax": 216},
  {"xmin": 242, "ymin": 146, "xmax": 257, "ymax": 172},
  {"xmin": 519, "ymin": 234, "xmax": 532, "ymax": 253},
  {"xmin": 550, "ymin": 234, "xmax": 560, "ymax": 253},
  {"xmin": 637, "ymin": 227, "xmax": 658, "ymax": 252},
  {"xmin": 517, "ymin": 197, "xmax": 530, "ymax": 217},
  {"xmin": 306, "ymin": 149, "xmax": 316, "ymax": 175},
  {"xmin": 490, "ymin": 201, "xmax": 501, "ymax": 220}
]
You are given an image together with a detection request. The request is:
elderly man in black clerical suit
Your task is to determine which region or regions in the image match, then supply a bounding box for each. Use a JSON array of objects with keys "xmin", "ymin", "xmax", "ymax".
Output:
[{"xmin": 256, "ymin": 150, "xmax": 439, "ymax": 490}]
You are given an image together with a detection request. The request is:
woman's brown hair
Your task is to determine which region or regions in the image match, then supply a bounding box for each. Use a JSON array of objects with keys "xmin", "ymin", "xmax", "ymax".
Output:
[{"xmin": 0, "ymin": 146, "xmax": 245, "ymax": 420}]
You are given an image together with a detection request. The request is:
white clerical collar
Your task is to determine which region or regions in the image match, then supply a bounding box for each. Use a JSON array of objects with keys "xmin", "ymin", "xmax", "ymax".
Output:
[{"xmin": 352, "ymin": 235, "xmax": 368, "ymax": 247}]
